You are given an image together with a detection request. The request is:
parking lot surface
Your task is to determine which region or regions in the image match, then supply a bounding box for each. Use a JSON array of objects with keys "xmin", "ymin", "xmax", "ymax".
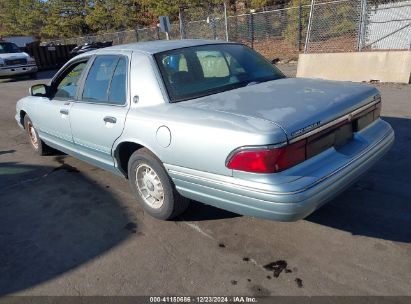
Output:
[{"xmin": 0, "ymin": 68, "xmax": 410, "ymax": 296}]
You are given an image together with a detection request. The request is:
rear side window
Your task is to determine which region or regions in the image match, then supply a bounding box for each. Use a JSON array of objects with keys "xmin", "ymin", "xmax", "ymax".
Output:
[
  {"xmin": 82, "ymin": 55, "xmax": 127, "ymax": 105},
  {"xmin": 108, "ymin": 57, "xmax": 127, "ymax": 105}
]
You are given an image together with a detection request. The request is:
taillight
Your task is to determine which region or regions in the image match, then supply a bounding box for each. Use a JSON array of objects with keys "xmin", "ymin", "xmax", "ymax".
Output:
[{"xmin": 226, "ymin": 140, "xmax": 306, "ymax": 173}]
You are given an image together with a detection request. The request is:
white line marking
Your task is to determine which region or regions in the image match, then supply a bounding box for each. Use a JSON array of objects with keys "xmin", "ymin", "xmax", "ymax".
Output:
[{"xmin": 185, "ymin": 222, "xmax": 214, "ymax": 240}]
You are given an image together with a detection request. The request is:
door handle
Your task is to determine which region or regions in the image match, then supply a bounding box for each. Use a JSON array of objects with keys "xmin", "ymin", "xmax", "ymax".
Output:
[
  {"xmin": 103, "ymin": 116, "xmax": 117, "ymax": 124},
  {"xmin": 60, "ymin": 109, "xmax": 69, "ymax": 115}
]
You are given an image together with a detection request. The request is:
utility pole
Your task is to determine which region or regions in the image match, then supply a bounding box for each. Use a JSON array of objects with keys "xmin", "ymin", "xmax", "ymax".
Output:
[
  {"xmin": 224, "ymin": 1, "xmax": 229, "ymax": 41},
  {"xmin": 304, "ymin": 0, "xmax": 315, "ymax": 53},
  {"xmin": 179, "ymin": 7, "xmax": 186, "ymax": 39}
]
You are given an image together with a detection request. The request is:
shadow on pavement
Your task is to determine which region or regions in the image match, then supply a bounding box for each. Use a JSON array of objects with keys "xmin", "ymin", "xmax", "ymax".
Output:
[
  {"xmin": 307, "ymin": 116, "xmax": 411, "ymax": 243},
  {"xmin": 0, "ymin": 162, "xmax": 135, "ymax": 295},
  {"xmin": 176, "ymin": 200, "xmax": 241, "ymax": 222},
  {"xmin": 0, "ymin": 150, "xmax": 15, "ymax": 156}
]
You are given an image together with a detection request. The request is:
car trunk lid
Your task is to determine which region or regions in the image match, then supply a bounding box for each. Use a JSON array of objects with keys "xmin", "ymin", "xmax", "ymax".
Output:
[{"xmin": 178, "ymin": 78, "xmax": 379, "ymax": 141}]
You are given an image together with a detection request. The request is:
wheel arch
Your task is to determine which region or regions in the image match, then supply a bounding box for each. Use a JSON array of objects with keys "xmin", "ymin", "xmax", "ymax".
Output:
[
  {"xmin": 19, "ymin": 110, "xmax": 27, "ymax": 128},
  {"xmin": 114, "ymin": 141, "xmax": 162, "ymax": 178}
]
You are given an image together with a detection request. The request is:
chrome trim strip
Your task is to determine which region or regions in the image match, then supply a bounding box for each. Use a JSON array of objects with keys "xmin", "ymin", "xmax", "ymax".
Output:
[
  {"xmin": 289, "ymin": 97, "xmax": 381, "ymax": 144},
  {"xmin": 169, "ymin": 126, "xmax": 393, "ymax": 197}
]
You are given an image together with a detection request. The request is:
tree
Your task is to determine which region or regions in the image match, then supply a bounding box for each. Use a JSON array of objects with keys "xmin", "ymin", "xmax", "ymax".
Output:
[
  {"xmin": 111, "ymin": 0, "xmax": 149, "ymax": 29},
  {"xmin": 85, "ymin": 0, "xmax": 154, "ymax": 32},
  {"xmin": 0, "ymin": 0, "xmax": 46, "ymax": 38},
  {"xmin": 85, "ymin": 0, "xmax": 115, "ymax": 32},
  {"xmin": 41, "ymin": 0, "xmax": 90, "ymax": 38},
  {"xmin": 0, "ymin": 0, "xmax": 304, "ymax": 41},
  {"xmin": 140, "ymin": 0, "xmax": 224, "ymax": 21}
]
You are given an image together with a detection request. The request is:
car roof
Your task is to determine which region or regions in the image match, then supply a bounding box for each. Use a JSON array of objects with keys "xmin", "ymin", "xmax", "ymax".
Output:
[{"xmin": 94, "ymin": 39, "xmax": 235, "ymax": 55}]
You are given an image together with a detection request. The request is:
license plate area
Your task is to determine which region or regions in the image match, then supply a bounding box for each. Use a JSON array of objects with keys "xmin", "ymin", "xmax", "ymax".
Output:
[
  {"xmin": 299, "ymin": 101, "xmax": 380, "ymax": 162},
  {"xmin": 306, "ymin": 123, "xmax": 353, "ymax": 158},
  {"xmin": 354, "ymin": 110, "xmax": 374, "ymax": 131}
]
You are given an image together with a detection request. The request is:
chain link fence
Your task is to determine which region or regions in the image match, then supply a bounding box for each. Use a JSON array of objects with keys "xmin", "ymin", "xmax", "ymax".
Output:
[
  {"xmin": 304, "ymin": 0, "xmax": 361, "ymax": 53},
  {"xmin": 245, "ymin": 5, "xmax": 310, "ymax": 58},
  {"xmin": 363, "ymin": 0, "xmax": 411, "ymax": 50},
  {"xmin": 46, "ymin": 3, "xmax": 311, "ymax": 60},
  {"xmin": 51, "ymin": 27, "xmax": 171, "ymax": 46},
  {"xmin": 180, "ymin": 4, "xmax": 312, "ymax": 59},
  {"xmin": 46, "ymin": 0, "xmax": 410, "ymax": 58},
  {"xmin": 305, "ymin": 0, "xmax": 411, "ymax": 53}
]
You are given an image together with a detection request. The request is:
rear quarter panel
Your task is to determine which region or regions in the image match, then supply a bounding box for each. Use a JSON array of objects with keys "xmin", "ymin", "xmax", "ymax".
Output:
[{"xmin": 117, "ymin": 104, "xmax": 287, "ymax": 176}]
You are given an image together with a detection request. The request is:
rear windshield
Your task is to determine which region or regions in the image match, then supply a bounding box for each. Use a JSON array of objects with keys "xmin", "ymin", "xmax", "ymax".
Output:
[
  {"xmin": 0, "ymin": 42, "xmax": 21, "ymax": 54},
  {"xmin": 155, "ymin": 43, "xmax": 285, "ymax": 102}
]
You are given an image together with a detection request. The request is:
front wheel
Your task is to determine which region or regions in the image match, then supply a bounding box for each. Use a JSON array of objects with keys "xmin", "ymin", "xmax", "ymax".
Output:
[
  {"xmin": 24, "ymin": 115, "xmax": 52, "ymax": 156},
  {"xmin": 128, "ymin": 148, "xmax": 190, "ymax": 220}
]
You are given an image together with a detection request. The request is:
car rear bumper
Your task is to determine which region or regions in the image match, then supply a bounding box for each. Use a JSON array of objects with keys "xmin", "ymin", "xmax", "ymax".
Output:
[
  {"xmin": 166, "ymin": 119, "xmax": 394, "ymax": 221},
  {"xmin": 0, "ymin": 65, "xmax": 37, "ymax": 77}
]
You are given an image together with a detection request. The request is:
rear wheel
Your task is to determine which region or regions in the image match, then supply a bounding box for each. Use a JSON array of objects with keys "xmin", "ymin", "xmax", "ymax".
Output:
[
  {"xmin": 24, "ymin": 115, "xmax": 52, "ymax": 156},
  {"xmin": 128, "ymin": 148, "xmax": 190, "ymax": 220}
]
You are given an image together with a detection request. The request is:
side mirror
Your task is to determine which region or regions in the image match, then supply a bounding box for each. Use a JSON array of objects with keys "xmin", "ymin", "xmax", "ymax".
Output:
[{"xmin": 29, "ymin": 84, "xmax": 49, "ymax": 97}]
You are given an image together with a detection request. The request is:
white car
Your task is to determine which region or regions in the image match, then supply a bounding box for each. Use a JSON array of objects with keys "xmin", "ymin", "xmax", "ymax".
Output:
[{"xmin": 0, "ymin": 41, "xmax": 38, "ymax": 78}]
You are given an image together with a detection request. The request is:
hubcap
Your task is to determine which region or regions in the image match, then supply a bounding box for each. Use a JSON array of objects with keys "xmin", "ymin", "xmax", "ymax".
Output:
[
  {"xmin": 27, "ymin": 122, "xmax": 38, "ymax": 149},
  {"xmin": 135, "ymin": 164, "xmax": 164, "ymax": 209}
]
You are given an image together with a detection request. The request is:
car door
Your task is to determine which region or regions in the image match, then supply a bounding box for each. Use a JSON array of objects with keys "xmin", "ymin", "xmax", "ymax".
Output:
[
  {"xmin": 69, "ymin": 54, "xmax": 130, "ymax": 170},
  {"xmin": 34, "ymin": 59, "xmax": 89, "ymax": 148}
]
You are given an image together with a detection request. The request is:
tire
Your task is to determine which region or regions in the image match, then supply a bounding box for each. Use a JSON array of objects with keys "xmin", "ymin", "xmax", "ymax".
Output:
[
  {"xmin": 128, "ymin": 148, "xmax": 190, "ymax": 220},
  {"xmin": 24, "ymin": 115, "xmax": 52, "ymax": 156}
]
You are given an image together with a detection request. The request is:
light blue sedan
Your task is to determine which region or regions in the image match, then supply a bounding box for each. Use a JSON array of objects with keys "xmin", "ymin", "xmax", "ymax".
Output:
[{"xmin": 15, "ymin": 40, "xmax": 394, "ymax": 221}]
